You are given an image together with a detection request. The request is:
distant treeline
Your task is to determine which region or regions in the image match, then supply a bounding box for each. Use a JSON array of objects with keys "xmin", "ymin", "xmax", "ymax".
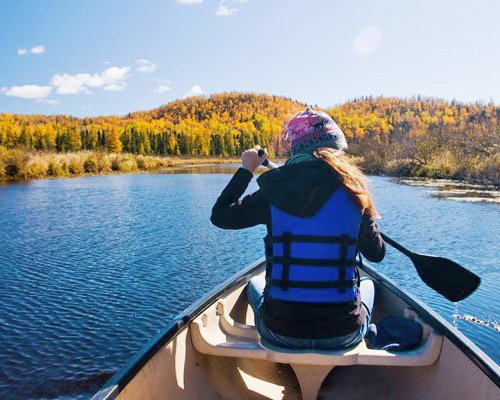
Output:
[{"xmin": 0, "ymin": 93, "xmax": 499, "ymax": 183}]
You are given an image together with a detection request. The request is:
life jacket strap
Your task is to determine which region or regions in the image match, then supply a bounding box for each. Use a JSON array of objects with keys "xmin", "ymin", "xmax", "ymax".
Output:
[
  {"xmin": 270, "ymin": 234, "xmax": 357, "ymax": 245},
  {"xmin": 265, "ymin": 256, "xmax": 357, "ymax": 267},
  {"xmin": 264, "ymin": 235, "xmax": 273, "ymax": 277},
  {"xmin": 266, "ymin": 277, "xmax": 357, "ymax": 289},
  {"xmin": 265, "ymin": 232, "xmax": 358, "ymax": 292},
  {"xmin": 338, "ymin": 234, "xmax": 350, "ymax": 292},
  {"xmin": 282, "ymin": 231, "xmax": 292, "ymax": 291}
]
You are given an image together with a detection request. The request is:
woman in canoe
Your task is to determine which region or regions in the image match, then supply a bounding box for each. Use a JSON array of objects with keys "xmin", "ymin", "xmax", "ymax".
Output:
[{"xmin": 211, "ymin": 107, "xmax": 385, "ymax": 349}]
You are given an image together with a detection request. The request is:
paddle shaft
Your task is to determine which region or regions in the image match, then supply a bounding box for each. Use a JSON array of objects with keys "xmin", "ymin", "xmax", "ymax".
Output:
[{"xmin": 380, "ymin": 232, "xmax": 413, "ymax": 259}]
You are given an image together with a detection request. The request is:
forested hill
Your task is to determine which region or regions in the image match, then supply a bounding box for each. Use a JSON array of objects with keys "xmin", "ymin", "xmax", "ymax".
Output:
[
  {"xmin": 125, "ymin": 93, "xmax": 308, "ymax": 156},
  {"xmin": 328, "ymin": 97, "xmax": 499, "ymax": 183},
  {"xmin": 0, "ymin": 93, "xmax": 305, "ymax": 157},
  {"xmin": 132, "ymin": 93, "xmax": 306, "ymax": 122},
  {"xmin": 0, "ymin": 93, "xmax": 499, "ymax": 183}
]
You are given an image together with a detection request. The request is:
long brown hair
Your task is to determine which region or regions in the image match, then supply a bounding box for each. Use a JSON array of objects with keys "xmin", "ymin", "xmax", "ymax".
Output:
[{"xmin": 313, "ymin": 147, "xmax": 380, "ymax": 220}]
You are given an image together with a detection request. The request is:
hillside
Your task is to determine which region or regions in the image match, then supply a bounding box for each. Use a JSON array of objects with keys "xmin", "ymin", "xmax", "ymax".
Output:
[
  {"xmin": 0, "ymin": 93, "xmax": 499, "ymax": 184},
  {"xmin": 328, "ymin": 97, "xmax": 500, "ymax": 183}
]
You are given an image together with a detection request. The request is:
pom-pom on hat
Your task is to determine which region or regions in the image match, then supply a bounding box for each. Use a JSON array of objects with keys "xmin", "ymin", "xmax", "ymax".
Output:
[{"xmin": 285, "ymin": 107, "xmax": 347, "ymax": 155}]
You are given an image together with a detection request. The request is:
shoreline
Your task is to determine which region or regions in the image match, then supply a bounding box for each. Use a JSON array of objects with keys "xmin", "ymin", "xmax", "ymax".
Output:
[
  {"xmin": 1, "ymin": 151, "xmax": 498, "ymax": 192},
  {"xmin": 0, "ymin": 150, "xmax": 241, "ymax": 183}
]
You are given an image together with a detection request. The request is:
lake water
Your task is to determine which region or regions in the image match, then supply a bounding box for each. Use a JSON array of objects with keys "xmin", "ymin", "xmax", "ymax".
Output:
[{"xmin": 0, "ymin": 167, "xmax": 498, "ymax": 399}]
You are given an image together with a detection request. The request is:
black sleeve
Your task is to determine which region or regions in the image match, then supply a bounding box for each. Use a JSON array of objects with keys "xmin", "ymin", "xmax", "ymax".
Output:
[
  {"xmin": 358, "ymin": 213, "xmax": 386, "ymax": 263},
  {"xmin": 210, "ymin": 168, "xmax": 269, "ymax": 229}
]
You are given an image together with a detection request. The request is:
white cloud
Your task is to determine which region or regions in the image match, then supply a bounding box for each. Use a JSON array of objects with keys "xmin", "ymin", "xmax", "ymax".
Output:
[
  {"xmin": 51, "ymin": 74, "xmax": 93, "ymax": 94},
  {"xmin": 135, "ymin": 58, "xmax": 157, "ymax": 73},
  {"xmin": 216, "ymin": 0, "xmax": 248, "ymax": 16},
  {"xmin": 177, "ymin": 0, "xmax": 246, "ymax": 15},
  {"xmin": 17, "ymin": 45, "xmax": 45, "ymax": 56},
  {"xmin": 103, "ymin": 83, "xmax": 127, "ymax": 91},
  {"xmin": 3, "ymin": 84, "xmax": 53, "ymax": 99},
  {"xmin": 37, "ymin": 98, "xmax": 59, "ymax": 106},
  {"xmin": 353, "ymin": 26, "xmax": 382, "ymax": 56},
  {"xmin": 31, "ymin": 45, "xmax": 45, "ymax": 54},
  {"xmin": 3, "ymin": 63, "xmax": 132, "ymax": 103},
  {"xmin": 154, "ymin": 84, "xmax": 172, "ymax": 93},
  {"xmin": 216, "ymin": 1, "xmax": 237, "ymax": 16},
  {"xmin": 51, "ymin": 66, "xmax": 130, "ymax": 94},
  {"xmin": 101, "ymin": 66, "xmax": 130, "ymax": 82},
  {"xmin": 176, "ymin": 0, "xmax": 203, "ymax": 4},
  {"xmin": 184, "ymin": 85, "xmax": 204, "ymax": 98}
]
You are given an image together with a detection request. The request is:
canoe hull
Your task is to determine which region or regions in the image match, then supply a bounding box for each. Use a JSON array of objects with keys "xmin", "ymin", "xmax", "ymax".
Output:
[{"xmin": 93, "ymin": 259, "xmax": 500, "ymax": 400}]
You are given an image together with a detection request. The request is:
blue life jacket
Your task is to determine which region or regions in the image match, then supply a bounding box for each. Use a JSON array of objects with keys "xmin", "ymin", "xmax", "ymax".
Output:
[{"xmin": 265, "ymin": 186, "xmax": 361, "ymax": 304}]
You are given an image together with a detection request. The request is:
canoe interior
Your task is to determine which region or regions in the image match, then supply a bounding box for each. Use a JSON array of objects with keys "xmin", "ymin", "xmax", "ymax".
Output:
[{"xmin": 107, "ymin": 265, "xmax": 499, "ymax": 400}]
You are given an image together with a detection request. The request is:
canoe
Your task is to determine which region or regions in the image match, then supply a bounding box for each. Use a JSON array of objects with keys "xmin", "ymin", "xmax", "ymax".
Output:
[{"xmin": 92, "ymin": 258, "xmax": 500, "ymax": 400}]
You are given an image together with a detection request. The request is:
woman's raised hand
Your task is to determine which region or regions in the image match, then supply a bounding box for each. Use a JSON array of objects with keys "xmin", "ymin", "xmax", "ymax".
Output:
[{"xmin": 241, "ymin": 145, "xmax": 268, "ymax": 173}]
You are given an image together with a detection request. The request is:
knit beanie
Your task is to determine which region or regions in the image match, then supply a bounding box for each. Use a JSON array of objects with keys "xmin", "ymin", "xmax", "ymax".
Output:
[{"xmin": 284, "ymin": 107, "xmax": 347, "ymax": 155}]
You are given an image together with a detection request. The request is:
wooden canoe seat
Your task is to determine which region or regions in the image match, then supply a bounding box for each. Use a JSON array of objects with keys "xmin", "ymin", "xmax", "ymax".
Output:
[{"xmin": 191, "ymin": 300, "xmax": 443, "ymax": 400}]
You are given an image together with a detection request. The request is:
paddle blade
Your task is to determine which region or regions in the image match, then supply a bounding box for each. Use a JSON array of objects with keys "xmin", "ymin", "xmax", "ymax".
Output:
[{"xmin": 411, "ymin": 254, "xmax": 481, "ymax": 302}]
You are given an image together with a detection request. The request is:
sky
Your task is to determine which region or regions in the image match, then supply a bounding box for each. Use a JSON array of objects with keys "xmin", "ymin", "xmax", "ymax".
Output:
[{"xmin": 1, "ymin": 0, "xmax": 500, "ymax": 117}]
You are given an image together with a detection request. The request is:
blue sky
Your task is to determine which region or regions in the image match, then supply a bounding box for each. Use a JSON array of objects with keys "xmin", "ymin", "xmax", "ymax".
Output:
[{"xmin": 1, "ymin": 0, "xmax": 499, "ymax": 117}]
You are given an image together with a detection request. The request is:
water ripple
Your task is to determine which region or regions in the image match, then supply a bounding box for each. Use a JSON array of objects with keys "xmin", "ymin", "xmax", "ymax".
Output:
[{"xmin": 0, "ymin": 174, "xmax": 498, "ymax": 399}]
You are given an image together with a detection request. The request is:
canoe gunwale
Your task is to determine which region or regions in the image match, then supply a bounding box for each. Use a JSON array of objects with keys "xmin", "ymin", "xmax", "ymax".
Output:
[
  {"xmin": 91, "ymin": 258, "xmax": 265, "ymax": 400},
  {"xmin": 92, "ymin": 257, "xmax": 500, "ymax": 399}
]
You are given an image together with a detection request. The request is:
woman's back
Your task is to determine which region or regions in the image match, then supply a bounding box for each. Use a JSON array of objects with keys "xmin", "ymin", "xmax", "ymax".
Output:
[
  {"xmin": 266, "ymin": 185, "xmax": 362, "ymax": 304},
  {"xmin": 211, "ymin": 107, "xmax": 385, "ymax": 348}
]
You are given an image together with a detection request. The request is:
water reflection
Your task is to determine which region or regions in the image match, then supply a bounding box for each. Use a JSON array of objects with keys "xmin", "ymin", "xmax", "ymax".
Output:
[
  {"xmin": 397, "ymin": 178, "xmax": 499, "ymax": 204},
  {"xmin": 155, "ymin": 163, "xmax": 273, "ymax": 175}
]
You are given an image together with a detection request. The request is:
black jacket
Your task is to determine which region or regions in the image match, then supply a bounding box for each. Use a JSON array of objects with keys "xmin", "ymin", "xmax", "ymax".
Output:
[{"xmin": 211, "ymin": 158, "xmax": 386, "ymax": 338}]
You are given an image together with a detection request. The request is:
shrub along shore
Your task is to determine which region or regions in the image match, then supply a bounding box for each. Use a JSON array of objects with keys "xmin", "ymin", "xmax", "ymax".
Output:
[
  {"xmin": 1, "ymin": 147, "xmax": 498, "ymax": 186},
  {"xmin": 0, "ymin": 148, "xmax": 240, "ymax": 181}
]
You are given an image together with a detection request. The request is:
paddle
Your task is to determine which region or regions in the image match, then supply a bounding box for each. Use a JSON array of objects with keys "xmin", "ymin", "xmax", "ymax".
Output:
[
  {"xmin": 257, "ymin": 149, "xmax": 481, "ymax": 302},
  {"xmin": 257, "ymin": 149, "xmax": 279, "ymax": 169},
  {"xmin": 380, "ymin": 233, "xmax": 480, "ymax": 302}
]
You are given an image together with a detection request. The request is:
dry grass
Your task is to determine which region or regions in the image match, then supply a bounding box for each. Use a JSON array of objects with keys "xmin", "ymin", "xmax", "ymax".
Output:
[
  {"xmin": 0, "ymin": 147, "xmax": 240, "ymax": 181},
  {"xmin": 2, "ymin": 146, "xmax": 497, "ymax": 186}
]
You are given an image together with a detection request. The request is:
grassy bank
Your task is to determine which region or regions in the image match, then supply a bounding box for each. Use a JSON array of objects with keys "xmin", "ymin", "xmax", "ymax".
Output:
[
  {"xmin": 1, "ymin": 147, "xmax": 498, "ymax": 186},
  {"xmin": 355, "ymin": 149, "xmax": 500, "ymax": 186},
  {"xmin": 0, "ymin": 148, "xmax": 239, "ymax": 181}
]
